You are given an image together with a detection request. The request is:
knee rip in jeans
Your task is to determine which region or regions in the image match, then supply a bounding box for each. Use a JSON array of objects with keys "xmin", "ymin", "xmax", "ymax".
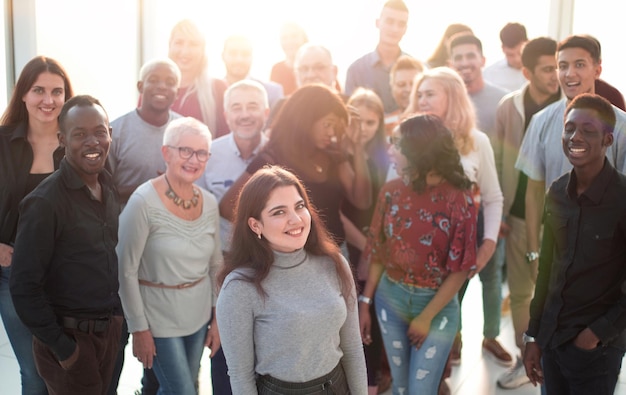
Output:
[{"xmin": 398, "ymin": 387, "xmax": 407, "ymax": 394}]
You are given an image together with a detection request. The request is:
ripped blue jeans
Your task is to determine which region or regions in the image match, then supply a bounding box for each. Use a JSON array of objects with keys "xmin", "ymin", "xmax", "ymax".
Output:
[{"xmin": 375, "ymin": 273, "xmax": 459, "ymax": 395}]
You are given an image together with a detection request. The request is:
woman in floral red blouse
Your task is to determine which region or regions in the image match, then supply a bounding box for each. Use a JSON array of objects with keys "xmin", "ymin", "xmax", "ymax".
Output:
[{"xmin": 359, "ymin": 114, "xmax": 477, "ymax": 394}]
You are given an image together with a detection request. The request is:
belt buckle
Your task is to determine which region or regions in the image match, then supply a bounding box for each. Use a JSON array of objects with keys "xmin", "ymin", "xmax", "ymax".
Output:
[{"xmin": 179, "ymin": 282, "xmax": 193, "ymax": 289}]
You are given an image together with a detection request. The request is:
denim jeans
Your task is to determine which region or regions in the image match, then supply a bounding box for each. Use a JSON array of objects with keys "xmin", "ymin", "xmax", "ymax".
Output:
[
  {"xmin": 458, "ymin": 237, "xmax": 505, "ymax": 338},
  {"xmin": 0, "ymin": 266, "xmax": 48, "ymax": 395},
  {"xmin": 542, "ymin": 342, "xmax": 624, "ymax": 395},
  {"xmin": 375, "ymin": 274, "xmax": 459, "ymax": 394},
  {"xmin": 152, "ymin": 323, "xmax": 208, "ymax": 395}
]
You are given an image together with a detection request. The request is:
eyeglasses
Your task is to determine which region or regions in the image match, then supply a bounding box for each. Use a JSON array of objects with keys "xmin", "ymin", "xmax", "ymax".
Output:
[{"xmin": 167, "ymin": 145, "xmax": 211, "ymax": 162}]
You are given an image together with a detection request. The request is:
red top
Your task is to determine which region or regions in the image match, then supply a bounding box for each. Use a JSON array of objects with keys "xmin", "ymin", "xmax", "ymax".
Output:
[{"xmin": 364, "ymin": 178, "xmax": 477, "ymax": 288}]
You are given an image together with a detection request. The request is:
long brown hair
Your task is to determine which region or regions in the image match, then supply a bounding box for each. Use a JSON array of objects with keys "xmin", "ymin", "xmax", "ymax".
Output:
[
  {"xmin": 1, "ymin": 56, "xmax": 74, "ymax": 126},
  {"xmin": 217, "ymin": 165, "xmax": 354, "ymax": 304},
  {"xmin": 266, "ymin": 84, "xmax": 348, "ymax": 170}
]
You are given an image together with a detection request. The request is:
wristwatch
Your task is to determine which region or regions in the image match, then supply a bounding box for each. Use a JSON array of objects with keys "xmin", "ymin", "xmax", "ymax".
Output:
[
  {"xmin": 358, "ymin": 295, "xmax": 373, "ymax": 305},
  {"xmin": 523, "ymin": 332, "xmax": 536, "ymax": 345},
  {"xmin": 525, "ymin": 251, "xmax": 540, "ymax": 263}
]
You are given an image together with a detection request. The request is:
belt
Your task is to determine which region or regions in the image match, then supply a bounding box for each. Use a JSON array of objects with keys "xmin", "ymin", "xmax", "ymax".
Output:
[
  {"xmin": 138, "ymin": 276, "xmax": 206, "ymax": 290},
  {"xmin": 61, "ymin": 316, "xmax": 110, "ymax": 334}
]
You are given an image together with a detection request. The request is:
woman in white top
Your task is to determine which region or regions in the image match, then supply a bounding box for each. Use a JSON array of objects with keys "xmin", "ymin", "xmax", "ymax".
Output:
[
  {"xmin": 216, "ymin": 165, "xmax": 367, "ymax": 394},
  {"xmin": 117, "ymin": 117, "xmax": 222, "ymax": 395},
  {"xmin": 405, "ymin": 67, "xmax": 507, "ymax": 368}
]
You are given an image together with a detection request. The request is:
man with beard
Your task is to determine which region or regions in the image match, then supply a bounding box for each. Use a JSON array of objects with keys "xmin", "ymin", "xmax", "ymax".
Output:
[
  {"xmin": 494, "ymin": 37, "xmax": 561, "ymax": 389},
  {"xmin": 448, "ymin": 33, "xmax": 512, "ymax": 367},
  {"xmin": 198, "ymin": 79, "xmax": 269, "ymax": 395},
  {"xmin": 10, "ymin": 95, "xmax": 123, "ymax": 395}
]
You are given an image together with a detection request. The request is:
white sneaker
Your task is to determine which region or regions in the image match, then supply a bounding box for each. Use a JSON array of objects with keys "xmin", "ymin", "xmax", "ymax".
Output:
[{"xmin": 497, "ymin": 357, "xmax": 530, "ymax": 389}]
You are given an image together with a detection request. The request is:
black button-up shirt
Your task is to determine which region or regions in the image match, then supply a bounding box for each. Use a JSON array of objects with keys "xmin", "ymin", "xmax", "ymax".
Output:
[
  {"xmin": 10, "ymin": 158, "xmax": 122, "ymax": 360},
  {"xmin": 0, "ymin": 122, "xmax": 64, "ymax": 244},
  {"xmin": 528, "ymin": 159, "xmax": 626, "ymax": 350}
]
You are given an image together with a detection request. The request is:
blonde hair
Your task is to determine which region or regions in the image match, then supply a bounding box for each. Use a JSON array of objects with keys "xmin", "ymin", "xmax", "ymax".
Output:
[
  {"xmin": 405, "ymin": 67, "xmax": 476, "ymax": 155},
  {"xmin": 169, "ymin": 19, "xmax": 217, "ymax": 133}
]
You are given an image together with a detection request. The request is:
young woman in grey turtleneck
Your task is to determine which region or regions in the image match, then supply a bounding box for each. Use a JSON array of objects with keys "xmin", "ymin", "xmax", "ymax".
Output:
[{"xmin": 216, "ymin": 166, "xmax": 367, "ymax": 394}]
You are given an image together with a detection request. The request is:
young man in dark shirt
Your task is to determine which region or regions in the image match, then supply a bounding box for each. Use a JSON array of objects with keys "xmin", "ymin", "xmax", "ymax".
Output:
[
  {"xmin": 10, "ymin": 95, "xmax": 123, "ymax": 395},
  {"xmin": 523, "ymin": 93, "xmax": 626, "ymax": 394}
]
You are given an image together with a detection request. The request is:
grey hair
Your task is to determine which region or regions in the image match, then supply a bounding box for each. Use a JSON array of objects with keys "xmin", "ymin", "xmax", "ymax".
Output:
[
  {"xmin": 223, "ymin": 79, "xmax": 269, "ymax": 111},
  {"xmin": 139, "ymin": 58, "xmax": 181, "ymax": 85},
  {"xmin": 162, "ymin": 116, "xmax": 212, "ymax": 147}
]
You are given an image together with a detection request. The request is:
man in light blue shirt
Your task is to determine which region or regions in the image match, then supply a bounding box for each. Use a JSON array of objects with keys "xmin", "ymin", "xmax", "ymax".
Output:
[{"xmin": 197, "ymin": 79, "xmax": 269, "ymax": 395}]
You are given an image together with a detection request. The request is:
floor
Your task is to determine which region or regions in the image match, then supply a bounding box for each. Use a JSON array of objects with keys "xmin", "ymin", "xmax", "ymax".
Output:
[{"xmin": 2, "ymin": 278, "xmax": 626, "ymax": 394}]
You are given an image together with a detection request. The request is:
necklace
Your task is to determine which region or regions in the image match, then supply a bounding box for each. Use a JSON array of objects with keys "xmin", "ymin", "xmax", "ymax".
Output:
[
  {"xmin": 164, "ymin": 175, "xmax": 199, "ymax": 209},
  {"xmin": 313, "ymin": 164, "xmax": 323, "ymax": 173}
]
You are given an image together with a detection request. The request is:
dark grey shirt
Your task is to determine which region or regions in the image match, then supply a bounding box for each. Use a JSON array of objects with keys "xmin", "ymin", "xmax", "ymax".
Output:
[{"xmin": 529, "ymin": 160, "xmax": 626, "ymax": 350}]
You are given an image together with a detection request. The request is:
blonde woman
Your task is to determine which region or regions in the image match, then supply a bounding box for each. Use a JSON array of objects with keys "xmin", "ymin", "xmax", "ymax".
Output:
[{"xmin": 167, "ymin": 19, "xmax": 229, "ymax": 138}]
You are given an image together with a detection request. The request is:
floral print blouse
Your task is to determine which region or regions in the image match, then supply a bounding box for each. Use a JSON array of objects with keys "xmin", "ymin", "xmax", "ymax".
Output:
[{"xmin": 364, "ymin": 178, "xmax": 477, "ymax": 288}]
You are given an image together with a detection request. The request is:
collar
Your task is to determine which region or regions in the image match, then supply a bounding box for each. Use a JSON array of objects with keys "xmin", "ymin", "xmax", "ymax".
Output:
[
  {"xmin": 59, "ymin": 157, "xmax": 112, "ymax": 191},
  {"xmin": 272, "ymin": 248, "xmax": 307, "ymax": 269},
  {"xmin": 367, "ymin": 48, "xmax": 406, "ymax": 68},
  {"xmin": 226, "ymin": 132, "xmax": 268, "ymax": 159},
  {"xmin": 9, "ymin": 122, "xmax": 29, "ymax": 142},
  {"xmin": 566, "ymin": 158, "xmax": 615, "ymax": 204}
]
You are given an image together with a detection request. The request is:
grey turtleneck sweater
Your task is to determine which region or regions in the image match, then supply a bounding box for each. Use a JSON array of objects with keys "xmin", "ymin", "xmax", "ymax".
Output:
[{"xmin": 216, "ymin": 248, "xmax": 367, "ymax": 394}]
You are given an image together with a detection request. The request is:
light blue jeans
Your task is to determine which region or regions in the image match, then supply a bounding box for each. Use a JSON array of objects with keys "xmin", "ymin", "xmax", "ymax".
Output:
[
  {"xmin": 375, "ymin": 273, "xmax": 459, "ymax": 395},
  {"xmin": 0, "ymin": 266, "xmax": 48, "ymax": 395},
  {"xmin": 152, "ymin": 323, "xmax": 208, "ymax": 395}
]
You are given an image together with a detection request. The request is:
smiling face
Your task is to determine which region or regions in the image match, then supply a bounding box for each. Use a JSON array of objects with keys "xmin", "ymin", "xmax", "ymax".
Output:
[
  {"xmin": 248, "ymin": 185, "xmax": 312, "ymax": 253},
  {"xmin": 22, "ymin": 71, "xmax": 66, "ymax": 126},
  {"xmin": 558, "ymin": 47, "xmax": 601, "ymax": 100},
  {"xmin": 59, "ymin": 104, "xmax": 111, "ymax": 183},
  {"xmin": 449, "ymin": 43, "xmax": 485, "ymax": 91},
  {"xmin": 168, "ymin": 31, "xmax": 204, "ymax": 80},
  {"xmin": 415, "ymin": 78, "xmax": 449, "ymax": 119},
  {"xmin": 311, "ymin": 113, "xmax": 341, "ymax": 149},
  {"xmin": 138, "ymin": 63, "xmax": 179, "ymax": 113},
  {"xmin": 562, "ymin": 107, "xmax": 612, "ymax": 171},
  {"xmin": 163, "ymin": 132, "xmax": 210, "ymax": 184},
  {"xmin": 225, "ymin": 87, "xmax": 268, "ymax": 140}
]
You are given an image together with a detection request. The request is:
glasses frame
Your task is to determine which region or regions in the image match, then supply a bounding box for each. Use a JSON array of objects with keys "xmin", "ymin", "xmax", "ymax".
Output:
[{"xmin": 167, "ymin": 145, "xmax": 211, "ymax": 162}]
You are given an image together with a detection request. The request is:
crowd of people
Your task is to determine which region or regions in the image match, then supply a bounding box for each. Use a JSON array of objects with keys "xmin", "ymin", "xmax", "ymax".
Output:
[{"xmin": 2, "ymin": 1, "xmax": 626, "ymax": 394}]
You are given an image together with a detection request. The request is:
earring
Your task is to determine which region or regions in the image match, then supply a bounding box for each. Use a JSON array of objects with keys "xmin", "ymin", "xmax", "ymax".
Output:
[{"xmin": 257, "ymin": 233, "xmax": 262, "ymax": 239}]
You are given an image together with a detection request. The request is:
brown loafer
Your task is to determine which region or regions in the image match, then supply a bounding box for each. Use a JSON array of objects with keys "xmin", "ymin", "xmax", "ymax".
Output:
[{"xmin": 482, "ymin": 338, "xmax": 513, "ymax": 367}]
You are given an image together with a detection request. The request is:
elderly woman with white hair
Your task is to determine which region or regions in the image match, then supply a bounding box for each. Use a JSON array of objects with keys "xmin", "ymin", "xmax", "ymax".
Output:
[{"xmin": 117, "ymin": 117, "xmax": 222, "ymax": 395}]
